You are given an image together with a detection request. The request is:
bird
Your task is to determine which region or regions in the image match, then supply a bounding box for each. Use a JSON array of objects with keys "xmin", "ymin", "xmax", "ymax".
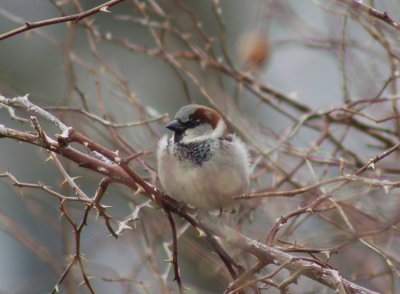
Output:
[{"xmin": 157, "ymin": 104, "xmax": 250, "ymax": 210}]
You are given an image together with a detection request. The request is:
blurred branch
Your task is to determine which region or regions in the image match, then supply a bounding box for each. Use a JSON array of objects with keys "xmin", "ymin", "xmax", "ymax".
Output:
[
  {"xmin": 44, "ymin": 106, "xmax": 168, "ymax": 128},
  {"xmin": 0, "ymin": 210, "xmax": 61, "ymax": 272},
  {"xmin": 0, "ymin": 0, "xmax": 126, "ymax": 41},
  {"xmin": 0, "ymin": 171, "xmax": 88, "ymax": 202},
  {"xmin": 336, "ymin": 0, "xmax": 400, "ymax": 31}
]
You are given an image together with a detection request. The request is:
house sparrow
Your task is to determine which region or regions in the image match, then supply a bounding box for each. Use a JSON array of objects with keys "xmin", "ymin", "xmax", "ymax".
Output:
[{"xmin": 157, "ymin": 104, "xmax": 250, "ymax": 210}]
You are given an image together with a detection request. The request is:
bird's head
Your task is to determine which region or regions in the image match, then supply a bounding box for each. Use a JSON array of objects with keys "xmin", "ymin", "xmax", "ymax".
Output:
[{"xmin": 165, "ymin": 104, "xmax": 226, "ymax": 143}]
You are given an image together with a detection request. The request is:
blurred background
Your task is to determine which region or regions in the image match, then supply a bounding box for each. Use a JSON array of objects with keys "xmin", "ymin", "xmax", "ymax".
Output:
[{"xmin": 1, "ymin": 0, "xmax": 400, "ymax": 293}]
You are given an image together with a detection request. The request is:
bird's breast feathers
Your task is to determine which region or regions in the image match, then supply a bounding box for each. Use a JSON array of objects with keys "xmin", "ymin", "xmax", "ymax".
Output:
[{"xmin": 157, "ymin": 135, "xmax": 249, "ymax": 209}]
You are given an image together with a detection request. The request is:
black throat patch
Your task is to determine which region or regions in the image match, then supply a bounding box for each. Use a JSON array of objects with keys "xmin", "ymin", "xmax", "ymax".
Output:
[{"xmin": 174, "ymin": 140, "xmax": 214, "ymax": 165}]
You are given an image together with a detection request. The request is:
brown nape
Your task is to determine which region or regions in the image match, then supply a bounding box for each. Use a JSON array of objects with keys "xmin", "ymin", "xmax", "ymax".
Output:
[{"xmin": 190, "ymin": 106, "xmax": 221, "ymax": 129}]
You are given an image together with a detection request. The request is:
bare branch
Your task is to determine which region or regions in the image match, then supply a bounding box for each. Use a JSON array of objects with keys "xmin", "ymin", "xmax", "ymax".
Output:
[
  {"xmin": 336, "ymin": 0, "xmax": 400, "ymax": 31},
  {"xmin": 0, "ymin": 0, "xmax": 127, "ymax": 41},
  {"xmin": 219, "ymin": 226, "xmax": 380, "ymax": 294}
]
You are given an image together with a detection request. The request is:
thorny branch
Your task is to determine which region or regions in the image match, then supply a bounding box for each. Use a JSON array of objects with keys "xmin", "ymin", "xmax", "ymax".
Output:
[
  {"xmin": 0, "ymin": 0, "xmax": 127, "ymax": 41},
  {"xmin": 1, "ymin": 0, "xmax": 400, "ymax": 293},
  {"xmin": 336, "ymin": 0, "xmax": 400, "ymax": 31},
  {"xmin": 0, "ymin": 95, "xmax": 381, "ymax": 293}
]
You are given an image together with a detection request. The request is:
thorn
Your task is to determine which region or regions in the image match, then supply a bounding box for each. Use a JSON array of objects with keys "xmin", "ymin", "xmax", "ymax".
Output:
[
  {"xmin": 116, "ymin": 221, "xmax": 133, "ymax": 235},
  {"xmin": 322, "ymin": 250, "xmax": 331, "ymax": 259},
  {"xmin": 101, "ymin": 205, "xmax": 113, "ymax": 209},
  {"xmin": 100, "ymin": 6, "xmax": 111, "ymax": 13},
  {"xmin": 196, "ymin": 227, "xmax": 206, "ymax": 237},
  {"xmin": 78, "ymin": 280, "xmax": 86, "ymax": 288},
  {"xmin": 368, "ymin": 161, "xmax": 375, "ymax": 170},
  {"xmin": 134, "ymin": 186, "xmax": 145, "ymax": 195},
  {"xmin": 383, "ymin": 185, "xmax": 390, "ymax": 194},
  {"xmin": 60, "ymin": 179, "xmax": 68, "ymax": 188}
]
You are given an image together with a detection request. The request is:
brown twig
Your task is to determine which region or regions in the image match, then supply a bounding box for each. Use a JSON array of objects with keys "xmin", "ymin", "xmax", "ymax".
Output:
[
  {"xmin": 0, "ymin": 0, "xmax": 127, "ymax": 41},
  {"xmin": 336, "ymin": 0, "xmax": 400, "ymax": 31},
  {"xmin": 163, "ymin": 208, "xmax": 184, "ymax": 293},
  {"xmin": 0, "ymin": 92, "xmax": 390, "ymax": 293},
  {"xmin": 220, "ymin": 226, "xmax": 379, "ymax": 294}
]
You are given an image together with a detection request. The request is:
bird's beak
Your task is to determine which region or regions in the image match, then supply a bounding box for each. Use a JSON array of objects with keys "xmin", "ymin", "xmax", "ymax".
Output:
[{"xmin": 165, "ymin": 119, "xmax": 186, "ymax": 132}]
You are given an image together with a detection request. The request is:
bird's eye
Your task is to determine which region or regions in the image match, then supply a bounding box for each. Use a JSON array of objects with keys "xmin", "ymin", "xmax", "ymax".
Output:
[{"xmin": 185, "ymin": 119, "xmax": 201, "ymax": 128}]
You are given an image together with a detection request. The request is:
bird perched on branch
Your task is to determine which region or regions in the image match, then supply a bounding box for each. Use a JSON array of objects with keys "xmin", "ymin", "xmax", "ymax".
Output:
[{"xmin": 157, "ymin": 104, "xmax": 250, "ymax": 210}]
